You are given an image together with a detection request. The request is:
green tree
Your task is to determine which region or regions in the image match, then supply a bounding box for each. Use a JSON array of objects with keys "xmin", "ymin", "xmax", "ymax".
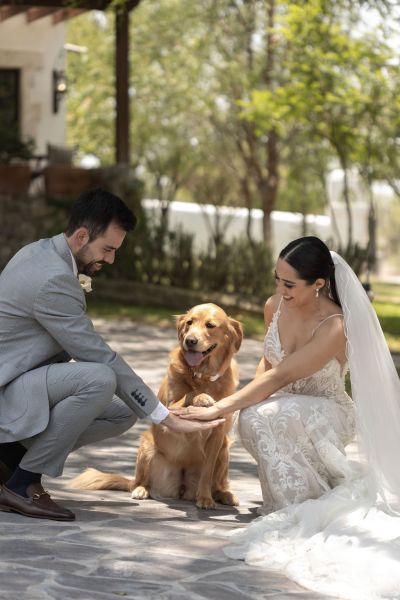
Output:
[
  {"xmin": 242, "ymin": 0, "xmax": 400, "ymax": 254},
  {"xmin": 66, "ymin": 0, "xmax": 400, "ymax": 262},
  {"xmin": 67, "ymin": 12, "xmax": 115, "ymax": 164}
]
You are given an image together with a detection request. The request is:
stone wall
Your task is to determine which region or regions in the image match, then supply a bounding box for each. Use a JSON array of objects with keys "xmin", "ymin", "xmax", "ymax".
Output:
[{"xmin": 0, "ymin": 192, "xmax": 69, "ymax": 269}]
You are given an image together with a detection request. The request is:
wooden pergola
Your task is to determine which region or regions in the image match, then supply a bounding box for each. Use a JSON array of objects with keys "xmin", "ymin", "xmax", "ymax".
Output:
[{"xmin": 0, "ymin": 0, "xmax": 141, "ymax": 163}]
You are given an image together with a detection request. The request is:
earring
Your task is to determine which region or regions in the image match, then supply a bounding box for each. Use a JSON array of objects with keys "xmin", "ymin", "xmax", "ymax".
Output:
[{"xmin": 315, "ymin": 287, "xmax": 320, "ymax": 298}]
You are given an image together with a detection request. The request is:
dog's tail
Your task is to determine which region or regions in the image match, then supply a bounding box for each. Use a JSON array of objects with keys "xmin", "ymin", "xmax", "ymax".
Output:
[{"xmin": 69, "ymin": 468, "xmax": 133, "ymax": 492}]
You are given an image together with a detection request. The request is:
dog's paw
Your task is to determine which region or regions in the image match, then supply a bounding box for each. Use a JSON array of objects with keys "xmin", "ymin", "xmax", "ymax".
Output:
[
  {"xmin": 131, "ymin": 485, "xmax": 150, "ymax": 500},
  {"xmin": 213, "ymin": 490, "xmax": 240, "ymax": 506},
  {"xmin": 192, "ymin": 393, "xmax": 215, "ymax": 408},
  {"xmin": 196, "ymin": 495, "xmax": 217, "ymax": 509}
]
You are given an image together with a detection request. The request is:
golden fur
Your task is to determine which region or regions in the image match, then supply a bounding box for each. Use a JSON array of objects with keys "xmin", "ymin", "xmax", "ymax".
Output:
[{"xmin": 70, "ymin": 303, "xmax": 243, "ymax": 509}]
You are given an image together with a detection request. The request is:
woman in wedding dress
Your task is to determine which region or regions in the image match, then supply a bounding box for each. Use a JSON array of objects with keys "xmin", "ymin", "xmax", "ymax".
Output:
[{"xmin": 173, "ymin": 236, "xmax": 400, "ymax": 600}]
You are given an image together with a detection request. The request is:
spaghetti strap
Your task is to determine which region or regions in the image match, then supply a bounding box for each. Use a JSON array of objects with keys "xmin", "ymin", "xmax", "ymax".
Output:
[
  {"xmin": 272, "ymin": 297, "xmax": 284, "ymax": 323},
  {"xmin": 311, "ymin": 313, "xmax": 343, "ymax": 337},
  {"xmin": 266, "ymin": 297, "xmax": 284, "ymax": 334}
]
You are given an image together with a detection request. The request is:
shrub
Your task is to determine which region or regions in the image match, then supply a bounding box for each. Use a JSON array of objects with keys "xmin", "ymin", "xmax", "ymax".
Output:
[{"xmin": 108, "ymin": 210, "xmax": 274, "ymax": 302}]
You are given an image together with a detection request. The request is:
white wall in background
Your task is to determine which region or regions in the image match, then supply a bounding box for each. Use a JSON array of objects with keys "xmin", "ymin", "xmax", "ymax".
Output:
[
  {"xmin": 143, "ymin": 199, "xmax": 331, "ymax": 259},
  {"xmin": 143, "ymin": 170, "xmax": 396, "ymax": 262}
]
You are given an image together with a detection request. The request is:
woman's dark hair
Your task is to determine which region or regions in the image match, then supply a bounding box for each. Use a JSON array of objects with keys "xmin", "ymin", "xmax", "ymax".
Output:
[
  {"xmin": 279, "ymin": 236, "xmax": 341, "ymax": 306},
  {"xmin": 65, "ymin": 188, "xmax": 136, "ymax": 240}
]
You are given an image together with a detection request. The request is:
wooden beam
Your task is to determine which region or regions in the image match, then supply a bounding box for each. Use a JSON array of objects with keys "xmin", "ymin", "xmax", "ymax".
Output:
[
  {"xmin": 124, "ymin": 0, "xmax": 141, "ymax": 11},
  {"xmin": 52, "ymin": 7, "xmax": 86, "ymax": 23},
  {"xmin": 115, "ymin": 6, "xmax": 130, "ymax": 164},
  {"xmin": 0, "ymin": 1, "xmax": 142, "ymax": 13},
  {"xmin": 0, "ymin": 1, "xmax": 112, "ymax": 10},
  {"xmin": 26, "ymin": 7, "xmax": 57, "ymax": 21},
  {"xmin": 0, "ymin": 5, "xmax": 25, "ymax": 20}
]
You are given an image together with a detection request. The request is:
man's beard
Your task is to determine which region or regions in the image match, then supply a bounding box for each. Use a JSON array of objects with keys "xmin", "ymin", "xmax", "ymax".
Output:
[
  {"xmin": 75, "ymin": 248, "xmax": 105, "ymax": 276},
  {"xmin": 79, "ymin": 262, "xmax": 97, "ymax": 276}
]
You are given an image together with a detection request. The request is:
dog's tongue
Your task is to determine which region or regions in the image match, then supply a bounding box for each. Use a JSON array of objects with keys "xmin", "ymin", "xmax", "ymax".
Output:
[{"xmin": 184, "ymin": 351, "xmax": 203, "ymax": 366}]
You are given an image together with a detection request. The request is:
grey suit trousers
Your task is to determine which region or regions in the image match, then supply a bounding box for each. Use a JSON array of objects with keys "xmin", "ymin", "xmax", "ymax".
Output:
[{"xmin": 19, "ymin": 362, "xmax": 137, "ymax": 477}]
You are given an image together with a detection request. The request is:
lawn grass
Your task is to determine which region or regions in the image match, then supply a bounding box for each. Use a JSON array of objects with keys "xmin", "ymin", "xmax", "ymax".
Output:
[
  {"xmin": 371, "ymin": 281, "xmax": 400, "ymax": 354},
  {"xmin": 373, "ymin": 301, "xmax": 400, "ymax": 353},
  {"xmin": 371, "ymin": 280, "xmax": 400, "ymax": 304},
  {"xmin": 87, "ymin": 280, "xmax": 400, "ymax": 353},
  {"xmin": 87, "ymin": 301, "xmax": 179, "ymax": 328},
  {"xmin": 87, "ymin": 299, "xmax": 268, "ymax": 339}
]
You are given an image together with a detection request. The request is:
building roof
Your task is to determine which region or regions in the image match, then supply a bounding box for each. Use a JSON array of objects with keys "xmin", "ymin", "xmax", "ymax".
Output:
[{"xmin": 0, "ymin": 1, "xmax": 140, "ymax": 23}]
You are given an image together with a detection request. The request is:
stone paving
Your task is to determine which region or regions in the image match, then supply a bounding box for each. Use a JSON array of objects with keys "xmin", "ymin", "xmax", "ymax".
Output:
[{"xmin": 0, "ymin": 319, "xmax": 344, "ymax": 600}]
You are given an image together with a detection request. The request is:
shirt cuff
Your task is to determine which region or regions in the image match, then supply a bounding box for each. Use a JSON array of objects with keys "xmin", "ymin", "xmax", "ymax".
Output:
[{"xmin": 149, "ymin": 402, "xmax": 169, "ymax": 424}]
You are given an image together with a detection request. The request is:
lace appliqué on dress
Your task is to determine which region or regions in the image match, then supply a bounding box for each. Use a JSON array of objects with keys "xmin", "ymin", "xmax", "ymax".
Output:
[{"xmin": 238, "ymin": 300, "xmax": 355, "ymax": 514}]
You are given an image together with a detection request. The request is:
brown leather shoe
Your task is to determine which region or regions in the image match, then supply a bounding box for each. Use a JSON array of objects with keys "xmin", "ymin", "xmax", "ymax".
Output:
[
  {"xmin": 0, "ymin": 461, "xmax": 12, "ymax": 484},
  {"xmin": 0, "ymin": 483, "xmax": 75, "ymax": 521}
]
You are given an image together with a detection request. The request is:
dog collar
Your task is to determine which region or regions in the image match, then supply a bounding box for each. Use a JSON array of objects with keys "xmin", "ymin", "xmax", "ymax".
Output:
[
  {"xmin": 191, "ymin": 370, "xmax": 221, "ymax": 382},
  {"xmin": 209, "ymin": 373, "xmax": 221, "ymax": 382}
]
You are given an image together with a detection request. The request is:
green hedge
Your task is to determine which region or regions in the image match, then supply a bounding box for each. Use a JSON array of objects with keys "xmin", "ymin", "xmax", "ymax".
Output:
[
  {"xmin": 43, "ymin": 171, "xmax": 275, "ymax": 302},
  {"xmin": 107, "ymin": 215, "xmax": 275, "ymax": 302}
]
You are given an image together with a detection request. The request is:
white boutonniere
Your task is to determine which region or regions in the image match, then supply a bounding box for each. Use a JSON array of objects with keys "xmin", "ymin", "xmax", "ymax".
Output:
[{"xmin": 79, "ymin": 274, "xmax": 92, "ymax": 293}]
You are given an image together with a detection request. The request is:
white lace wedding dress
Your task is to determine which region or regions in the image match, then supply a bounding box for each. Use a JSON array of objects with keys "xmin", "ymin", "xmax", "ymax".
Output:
[
  {"xmin": 224, "ymin": 300, "xmax": 400, "ymax": 600},
  {"xmin": 238, "ymin": 298, "xmax": 355, "ymax": 515}
]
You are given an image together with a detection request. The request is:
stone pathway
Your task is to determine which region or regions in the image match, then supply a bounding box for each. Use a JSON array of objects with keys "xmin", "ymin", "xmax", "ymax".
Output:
[{"xmin": 0, "ymin": 319, "xmax": 344, "ymax": 600}]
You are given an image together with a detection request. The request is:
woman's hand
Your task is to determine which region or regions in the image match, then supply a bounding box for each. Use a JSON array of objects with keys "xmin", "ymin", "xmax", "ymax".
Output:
[
  {"xmin": 169, "ymin": 404, "xmax": 223, "ymax": 421},
  {"xmin": 162, "ymin": 411, "xmax": 224, "ymax": 430}
]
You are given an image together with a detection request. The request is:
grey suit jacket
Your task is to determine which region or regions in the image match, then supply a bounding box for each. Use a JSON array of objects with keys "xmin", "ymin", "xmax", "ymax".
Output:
[{"xmin": 0, "ymin": 233, "xmax": 160, "ymax": 442}]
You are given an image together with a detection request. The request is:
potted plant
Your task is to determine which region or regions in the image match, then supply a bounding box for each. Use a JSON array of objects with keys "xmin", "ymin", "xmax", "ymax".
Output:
[{"xmin": 0, "ymin": 126, "xmax": 34, "ymax": 194}]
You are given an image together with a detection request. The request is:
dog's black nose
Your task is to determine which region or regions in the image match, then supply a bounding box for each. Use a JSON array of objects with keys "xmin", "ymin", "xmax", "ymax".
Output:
[{"xmin": 185, "ymin": 336, "xmax": 198, "ymax": 348}]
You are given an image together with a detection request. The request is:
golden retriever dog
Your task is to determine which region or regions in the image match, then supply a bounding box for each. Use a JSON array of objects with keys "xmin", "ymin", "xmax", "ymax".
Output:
[{"xmin": 70, "ymin": 303, "xmax": 243, "ymax": 509}]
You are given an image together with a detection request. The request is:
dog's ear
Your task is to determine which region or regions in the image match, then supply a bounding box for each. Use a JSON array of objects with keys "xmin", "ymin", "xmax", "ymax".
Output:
[
  {"xmin": 228, "ymin": 317, "xmax": 243, "ymax": 353},
  {"xmin": 174, "ymin": 314, "xmax": 186, "ymax": 339}
]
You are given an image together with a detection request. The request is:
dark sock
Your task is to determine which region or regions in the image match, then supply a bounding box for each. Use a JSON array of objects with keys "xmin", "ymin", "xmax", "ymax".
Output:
[
  {"xmin": 6, "ymin": 466, "xmax": 42, "ymax": 497},
  {"xmin": 0, "ymin": 442, "xmax": 26, "ymax": 470}
]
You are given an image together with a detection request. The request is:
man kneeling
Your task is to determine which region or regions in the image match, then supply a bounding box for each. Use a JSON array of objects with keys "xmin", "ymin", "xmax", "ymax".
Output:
[{"xmin": 0, "ymin": 188, "xmax": 223, "ymax": 521}]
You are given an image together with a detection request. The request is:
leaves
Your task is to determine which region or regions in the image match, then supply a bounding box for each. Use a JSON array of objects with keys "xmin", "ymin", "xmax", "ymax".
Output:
[{"xmin": 66, "ymin": 0, "xmax": 400, "ymax": 254}]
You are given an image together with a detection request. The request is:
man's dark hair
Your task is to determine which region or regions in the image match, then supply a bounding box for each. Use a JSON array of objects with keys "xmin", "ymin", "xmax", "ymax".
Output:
[{"xmin": 65, "ymin": 188, "xmax": 137, "ymax": 240}]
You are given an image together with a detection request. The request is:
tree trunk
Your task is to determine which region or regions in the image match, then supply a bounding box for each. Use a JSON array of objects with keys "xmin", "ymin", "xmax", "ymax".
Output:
[
  {"xmin": 115, "ymin": 8, "xmax": 130, "ymax": 164},
  {"xmin": 260, "ymin": 0, "xmax": 279, "ymax": 247},
  {"xmin": 320, "ymin": 170, "xmax": 342, "ymax": 247},
  {"xmin": 301, "ymin": 213, "xmax": 307, "ymax": 237},
  {"xmin": 261, "ymin": 129, "xmax": 279, "ymax": 244},
  {"xmin": 338, "ymin": 155, "xmax": 353, "ymax": 248},
  {"xmin": 154, "ymin": 177, "xmax": 171, "ymax": 261},
  {"xmin": 262, "ymin": 206, "xmax": 273, "ymax": 243},
  {"xmin": 240, "ymin": 177, "xmax": 255, "ymax": 245},
  {"xmin": 366, "ymin": 177, "xmax": 377, "ymax": 275}
]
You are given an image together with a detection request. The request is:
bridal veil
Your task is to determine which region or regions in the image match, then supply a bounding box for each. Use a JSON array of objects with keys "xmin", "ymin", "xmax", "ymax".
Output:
[{"xmin": 224, "ymin": 251, "xmax": 400, "ymax": 600}]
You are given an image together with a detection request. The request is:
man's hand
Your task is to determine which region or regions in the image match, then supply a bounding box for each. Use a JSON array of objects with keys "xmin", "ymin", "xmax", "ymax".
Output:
[{"xmin": 161, "ymin": 412, "xmax": 225, "ymax": 432}]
